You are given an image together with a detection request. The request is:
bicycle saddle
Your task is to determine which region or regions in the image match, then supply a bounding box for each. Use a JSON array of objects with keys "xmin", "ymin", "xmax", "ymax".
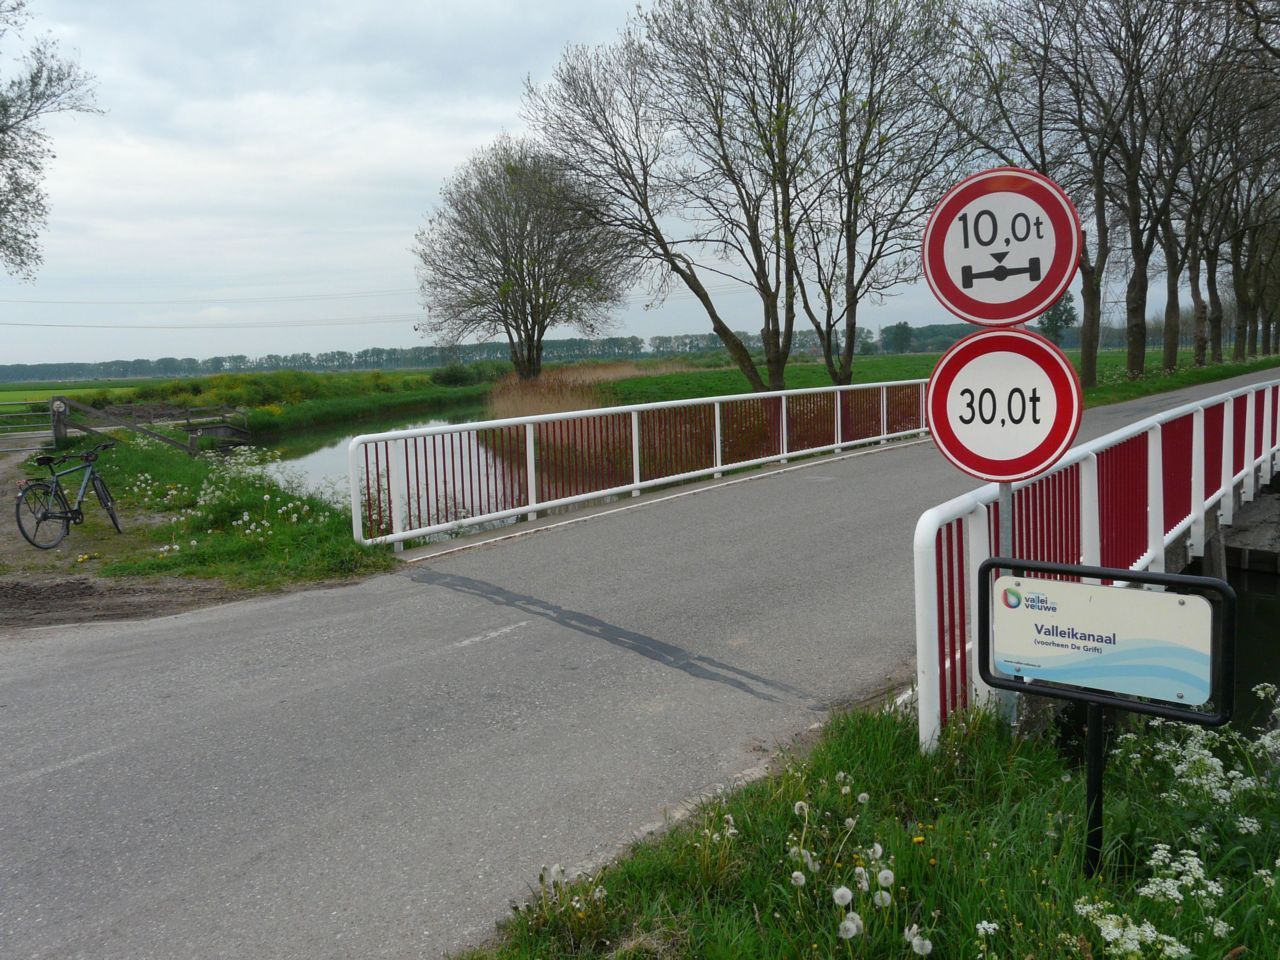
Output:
[{"xmin": 34, "ymin": 455, "xmax": 55, "ymax": 466}]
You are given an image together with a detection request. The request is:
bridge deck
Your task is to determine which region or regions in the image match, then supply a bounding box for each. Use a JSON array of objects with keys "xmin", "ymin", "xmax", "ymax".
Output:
[{"xmin": 0, "ymin": 368, "xmax": 1274, "ymax": 959}]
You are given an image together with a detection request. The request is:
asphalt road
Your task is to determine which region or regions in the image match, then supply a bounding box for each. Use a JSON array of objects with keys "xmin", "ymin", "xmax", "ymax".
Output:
[{"xmin": 2, "ymin": 367, "xmax": 1274, "ymax": 959}]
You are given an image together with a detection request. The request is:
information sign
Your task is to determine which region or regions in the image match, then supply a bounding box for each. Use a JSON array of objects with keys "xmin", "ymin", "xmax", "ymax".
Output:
[
  {"xmin": 926, "ymin": 328, "xmax": 1082, "ymax": 482},
  {"xmin": 922, "ymin": 167, "xmax": 1082, "ymax": 326},
  {"xmin": 991, "ymin": 575, "xmax": 1213, "ymax": 705}
]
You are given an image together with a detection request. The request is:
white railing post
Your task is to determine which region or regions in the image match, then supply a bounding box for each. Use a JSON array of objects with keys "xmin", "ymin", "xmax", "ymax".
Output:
[
  {"xmin": 348, "ymin": 442, "xmax": 366, "ymax": 544},
  {"xmin": 966, "ymin": 504, "xmax": 998, "ymax": 709},
  {"xmin": 713, "ymin": 402, "xmax": 723, "ymax": 478},
  {"xmin": 914, "ymin": 518, "xmax": 942, "ymax": 751},
  {"xmin": 1221, "ymin": 397, "xmax": 1235, "ymax": 526},
  {"xmin": 1190, "ymin": 408, "xmax": 1206, "ymax": 557},
  {"xmin": 834, "ymin": 390, "xmax": 843, "ymax": 453},
  {"xmin": 389, "ymin": 440, "xmax": 408, "ymax": 553},
  {"xmin": 1262, "ymin": 387, "xmax": 1273, "ymax": 486},
  {"xmin": 919, "ymin": 382, "xmax": 927, "ymax": 432},
  {"xmin": 880, "ymin": 386, "xmax": 888, "ymax": 442},
  {"xmin": 1244, "ymin": 389, "xmax": 1257, "ymax": 502},
  {"xmin": 631, "ymin": 410, "xmax": 641, "ymax": 496},
  {"xmin": 525, "ymin": 422, "xmax": 538, "ymax": 522},
  {"xmin": 1146, "ymin": 425, "xmax": 1164, "ymax": 572},
  {"xmin": 1079, "ymin": 453, "xmax": 1101, "ymax": 577},
  {"xmin": 780, "ymin": 395, "xmax": 789, "ymax": 464}
]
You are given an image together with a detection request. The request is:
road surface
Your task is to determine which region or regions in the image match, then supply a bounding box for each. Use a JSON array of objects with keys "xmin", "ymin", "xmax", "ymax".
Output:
[{"xmin": 0, "ymin": 368, "xmax": 1272, "ymax": 958}]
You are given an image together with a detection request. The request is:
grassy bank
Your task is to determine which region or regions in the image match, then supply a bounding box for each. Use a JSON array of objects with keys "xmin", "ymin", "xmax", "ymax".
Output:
[
  {"xmin": 25, "ymin": 436, "xmax": 397, "ymax": 587},
  {"xmin": 597, "ymin": 352, "xmax": 1280, "ymax": 411},
  {"xmin": 459, "ymin": 696, "xmax": 1280, "ymax": 960},
  {"xmin": 247, "ymin": 383, "xmax": 491, "ymax": 434}
]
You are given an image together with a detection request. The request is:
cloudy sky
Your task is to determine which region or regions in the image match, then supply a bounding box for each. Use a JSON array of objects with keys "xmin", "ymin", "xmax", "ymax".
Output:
[{"xmin": 3, "ymin": 0, "xmax": 957, "ymax": 366}]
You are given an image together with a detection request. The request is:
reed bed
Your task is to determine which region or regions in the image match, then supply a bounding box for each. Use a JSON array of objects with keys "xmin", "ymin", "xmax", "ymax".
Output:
[{"xmin": 485, "ymin": 362, "xmax": 695, "ymax": 420}]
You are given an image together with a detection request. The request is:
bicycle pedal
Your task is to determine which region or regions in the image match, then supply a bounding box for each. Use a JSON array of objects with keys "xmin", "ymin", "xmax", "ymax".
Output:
[{"xmin": 71, "ymin": 510, "xmax": 84, "ymax": 524}]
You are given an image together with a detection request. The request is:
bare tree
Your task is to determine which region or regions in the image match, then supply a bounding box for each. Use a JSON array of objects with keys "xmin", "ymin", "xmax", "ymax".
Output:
[
  {"xmin": 946, "ymin": 0, "xmax": 1133, "ymax": 388},
  {"xmin": 0, "ymin": 0, "xmax": 97, "ymax": 279},
  {"xmin": 796, "ymin": 0, "xmax": 972, "ymax": 384},
  {"xmin": 413, "ymin": 136, "xmax": 638, "ymax": 379},
  {"xmin": 528, "ymin": 0, "xmax": 835, "ymax": 391}
]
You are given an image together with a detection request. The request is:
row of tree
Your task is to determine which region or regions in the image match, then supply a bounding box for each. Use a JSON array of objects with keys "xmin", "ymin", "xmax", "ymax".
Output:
[{"xmin": 415, "ymin": 0, "xmax": 1280, "ymax": 388}]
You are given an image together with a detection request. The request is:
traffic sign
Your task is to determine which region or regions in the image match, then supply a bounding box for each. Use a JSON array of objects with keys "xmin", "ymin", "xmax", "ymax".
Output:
[
  {"xmin": 926, "ymin": 328, "xmax": 1082, "ymax": 482},
  {"xmin": 922, "ymin": 167, "xmax": 1082, "ymax": 327}
]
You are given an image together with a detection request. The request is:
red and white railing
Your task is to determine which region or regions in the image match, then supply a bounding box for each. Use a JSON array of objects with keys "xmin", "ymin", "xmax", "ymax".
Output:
[
  {"xmin": 349, "ymin": 380, "xmax": 928, "ymax": 546},
  {"xmin": 914, "ymin": 377, "xmax": 1280, "ymax": 747}
]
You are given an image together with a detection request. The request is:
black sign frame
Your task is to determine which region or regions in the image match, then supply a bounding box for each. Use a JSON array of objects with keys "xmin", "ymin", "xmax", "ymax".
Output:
[{"xmin": 977, "ymin": 557, "xmax": 1236, "ymax": 726}]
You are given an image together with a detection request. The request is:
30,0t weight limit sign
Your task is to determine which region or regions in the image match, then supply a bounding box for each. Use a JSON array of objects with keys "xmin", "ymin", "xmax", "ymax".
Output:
[{"xmin": 927, "ymin": 328, "xmax": 1082, "ymax": 482}]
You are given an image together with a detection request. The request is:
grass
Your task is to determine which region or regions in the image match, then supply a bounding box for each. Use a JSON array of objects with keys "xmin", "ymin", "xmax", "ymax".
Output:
[
  {"xmin": 458, "ymin": 695, "xmax": 1280, "ymax": 960},
  {"xmin": 595, "ymin": 351, "xmax": 1280, "ymax": 412},
  {"xmin": 24, "ymin": 435, "xmax": 398, "ymax": 588}
]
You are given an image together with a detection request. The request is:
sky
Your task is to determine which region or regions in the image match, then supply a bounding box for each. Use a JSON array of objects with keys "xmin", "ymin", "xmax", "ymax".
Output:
[{"xmin": 2, "ymin": 0, "xmax": 1012, "ymax": 366}]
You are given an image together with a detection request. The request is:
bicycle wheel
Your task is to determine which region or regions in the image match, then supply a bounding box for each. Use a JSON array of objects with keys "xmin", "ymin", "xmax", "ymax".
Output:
[
  {"xmin": 16, "ymin": 481, "xmax": 70, "ymax": 549},
  {"xmin": 92, "ymin": 474, "xmax": 123, "ymax": 533}
]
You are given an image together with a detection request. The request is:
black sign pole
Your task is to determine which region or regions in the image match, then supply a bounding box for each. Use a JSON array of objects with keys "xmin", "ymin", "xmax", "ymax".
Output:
[{"xmin": 1084, "ymin": 701, "xmax": 1104, "ymax": 878}]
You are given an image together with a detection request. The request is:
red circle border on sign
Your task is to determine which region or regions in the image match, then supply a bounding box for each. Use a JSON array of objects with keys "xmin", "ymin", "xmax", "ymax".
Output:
[
  {"xmin": 922, "ymin": 167, "xmax": 1082, "ymax": 327},
  {"xmin": 926, "ymin": 328, "xmax": 1082, "ymax": 482}
]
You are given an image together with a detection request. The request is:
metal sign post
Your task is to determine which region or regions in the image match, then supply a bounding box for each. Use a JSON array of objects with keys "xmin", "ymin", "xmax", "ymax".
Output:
[{"xmin": 977, "ymin": 557, "xmax": 1235, "ymax": 877}]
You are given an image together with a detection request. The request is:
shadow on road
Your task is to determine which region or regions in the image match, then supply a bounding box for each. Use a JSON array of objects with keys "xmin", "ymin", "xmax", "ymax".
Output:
[{"xmin": 408, "ymin": 566, "xmax": 820, "ymax": 708}]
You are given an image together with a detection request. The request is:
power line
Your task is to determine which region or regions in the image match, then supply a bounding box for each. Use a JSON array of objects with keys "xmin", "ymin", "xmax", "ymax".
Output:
[
  {"xmin": 0, "ymin": 288, "xmax": 418, "ymax": 306},
  {"xmin": 0, "ymin": 313, "xmax": 423, "ymax": 330}
]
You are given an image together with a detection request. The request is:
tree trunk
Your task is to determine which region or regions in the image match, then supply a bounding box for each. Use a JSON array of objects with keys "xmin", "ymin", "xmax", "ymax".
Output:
[
  {"xmin": 1188, "ymin": 252, "xmax": 1208, "ymax": 367},
  {"xmin": 1206, "ymin": 246, "xmax": 1224, "ymax": 363},
  {"xmin": 1125, "ymin": 263, "xmax": 1149, "ymax": 379},
  {"xmin": 1160, "ymin": 222, "xmax": 1181, "ymax": 372},
  {"xmin": 1229, "ymin": 233, "xmax": 1253, "ymax": 362},
  {"xmin": 1078, "ymin": 240, "xmax": 1103, "ymax": 389}
]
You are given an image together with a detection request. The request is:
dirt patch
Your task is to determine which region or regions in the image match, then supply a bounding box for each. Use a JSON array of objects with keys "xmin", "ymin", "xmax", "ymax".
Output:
[
  {"xmin": 0, "ymin": 450, "xmax": 255, "ymax": 631},
  {"xmin": 0, "ymin": 575, "xmax": 244, "ymax": 629}
]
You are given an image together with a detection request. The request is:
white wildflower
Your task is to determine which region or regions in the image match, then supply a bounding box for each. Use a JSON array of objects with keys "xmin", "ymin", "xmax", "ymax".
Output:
[{"xmin": 833, "ymin": 886, "xmax": 852, "ymax": 907}]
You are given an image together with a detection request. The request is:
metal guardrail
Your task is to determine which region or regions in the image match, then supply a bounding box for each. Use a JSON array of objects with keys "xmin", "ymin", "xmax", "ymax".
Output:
[
  {"xmin": 348, "ymin": 380, "xmax": 929, "ymax": 547},
  {"xmin": 913, "ymin": 377, "xmax": 1280, "ymax": 748},
  {"xmin": 0, "ymin": 400, "xmax": 53, "ymax": 453}
]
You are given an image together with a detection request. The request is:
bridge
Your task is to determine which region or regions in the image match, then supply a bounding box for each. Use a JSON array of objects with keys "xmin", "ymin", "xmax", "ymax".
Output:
[{"xmin": 0, "ymin": 369, "xmax": 1276, "ymax": 959}]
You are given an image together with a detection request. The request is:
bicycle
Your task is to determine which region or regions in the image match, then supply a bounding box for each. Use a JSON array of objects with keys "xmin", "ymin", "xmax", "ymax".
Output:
[{"xmin": 16, "ymin": 441, "xmax": 123, "ymax": 549}]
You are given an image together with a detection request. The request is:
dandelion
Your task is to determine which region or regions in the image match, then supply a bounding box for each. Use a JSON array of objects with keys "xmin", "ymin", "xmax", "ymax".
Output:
[
  {"xmin": 791, "ymin": 871, "xmax": 806, "ymax": 887},
  {"xmin": 869, "ymin": 842, "xmax": 883, "ymax": 859},
  {"xmin": 263, "ymin": 494, "xmax": 271, "ymax": 501},
  {"xmin": 873, "ymin": 890, "xmax": 891, "ymax": 908},
  {"xmin": 857, "ymin": 792, "xmax": 870, "ymax": 804},
  {"xmin": 844, "ymin": 817, "xmax": 856, "ymax": 830},
  {"xmin": 911, "ymin": 936, "xmax": 933, "ymax": 955},
  {"xmin": 841, "ymin": 785, "xmax": 851, "ymax": 795},
  {"xmin": 833, "ymin": 886, "xmax": 852, "ymax": 906},
  {"xmin": 838, "ymin": 913, "xmax": 863, "ymax": 939},
  {"xmin": 877, "ymin": 868, "xmax": 894, "ymax": 888},
  {"xmin": 794, "ymin": 801, "xmax": 809, "ymax": 816}
]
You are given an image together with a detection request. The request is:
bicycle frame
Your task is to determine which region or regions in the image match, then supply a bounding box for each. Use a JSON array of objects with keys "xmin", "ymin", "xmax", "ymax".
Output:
[{"xmin": 45, "ymin": 460, "xmax": 97, "ymax": 518}]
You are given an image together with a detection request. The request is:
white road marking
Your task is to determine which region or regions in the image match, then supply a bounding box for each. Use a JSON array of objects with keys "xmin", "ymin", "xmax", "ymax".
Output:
[
  {"xmin": 451, "ymin": 621, "xmax": 528, "ymax": 649},
  {"xmin": 3, "ymin": 743, "xmax": 127, "ymax": 789}
]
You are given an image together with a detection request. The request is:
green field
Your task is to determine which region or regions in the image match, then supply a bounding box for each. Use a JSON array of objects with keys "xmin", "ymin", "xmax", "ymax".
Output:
[{"xmin": 601, "ymin": 350, "xmax": 1280, "ymax": 409}]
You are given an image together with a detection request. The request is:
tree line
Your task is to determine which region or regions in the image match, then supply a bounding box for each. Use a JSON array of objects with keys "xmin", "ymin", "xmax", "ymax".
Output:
[{"xmin": 415, "ymin": 0, "xmax": 1280, "ymax": 388}]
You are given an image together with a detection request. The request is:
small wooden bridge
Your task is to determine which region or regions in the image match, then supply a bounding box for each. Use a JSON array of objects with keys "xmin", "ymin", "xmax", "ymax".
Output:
[{"xmin": 0, "ymin": 396, "xmax": 250, "ymax": 456}]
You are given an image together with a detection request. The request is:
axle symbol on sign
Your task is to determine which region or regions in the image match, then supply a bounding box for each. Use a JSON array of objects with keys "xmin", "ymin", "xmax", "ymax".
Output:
[{"xmin": 961, "ymin": 253, "xmax": 1042, "ymax": 289}]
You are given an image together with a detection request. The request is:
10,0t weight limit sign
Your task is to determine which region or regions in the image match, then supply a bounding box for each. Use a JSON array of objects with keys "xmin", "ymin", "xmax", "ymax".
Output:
[
  {"xmin": 923, "ymin": 167, "xmax": 1082, "ymax": 326},
  {"xmin": 927, "ymin": 328, "xmax": 1082, "ymax": 482}
]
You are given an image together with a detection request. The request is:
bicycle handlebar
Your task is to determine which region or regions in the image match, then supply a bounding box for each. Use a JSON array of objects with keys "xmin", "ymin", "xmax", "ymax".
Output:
[{"xmin": 48, "ymin": 442, "xmax": 115, "ymax": 467}]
